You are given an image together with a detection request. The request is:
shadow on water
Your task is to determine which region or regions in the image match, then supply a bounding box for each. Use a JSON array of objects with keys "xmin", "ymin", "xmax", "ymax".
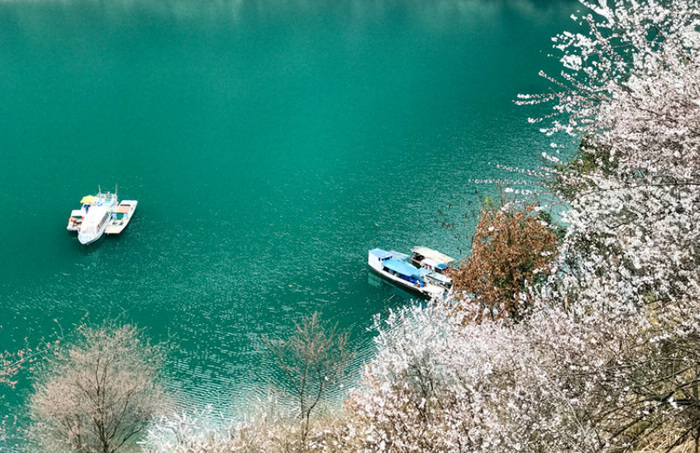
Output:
[{"xmin": 367, "ymin": 272, "xmax": 423, "ymax": 307}]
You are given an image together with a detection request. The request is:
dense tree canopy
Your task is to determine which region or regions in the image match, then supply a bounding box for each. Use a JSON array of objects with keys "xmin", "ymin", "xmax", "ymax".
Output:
[
  {"xmin": 451, "ymin": 203, "xmax": 559, "ymax": 322},
  {"xmin": 530, "ymin": 0, "xmax": 700, "ymax": 310}
]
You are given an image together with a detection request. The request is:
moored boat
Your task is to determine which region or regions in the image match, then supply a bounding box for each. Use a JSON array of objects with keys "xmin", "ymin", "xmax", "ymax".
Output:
[
  {"xmin": 78, "ymin": 206, "xmax": 113, "ymax": 245},
  {"xmin": 368, "ymin": 248, "xmax": 449, "ymax": 297},
  {"xmin": 410, "ymin": 246, "xmax": 456, "ymax": 274},
  {"xmin": 75, "ymin": 188, "xmax": 118, "ymax": 245},
  {"xmin": 105, "ymin": 200, "xmax": 138, "ymax": 235}
]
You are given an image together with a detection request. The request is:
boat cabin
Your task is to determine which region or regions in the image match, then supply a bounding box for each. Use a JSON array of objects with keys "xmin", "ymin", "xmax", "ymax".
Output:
[
  {"xmin": 411, "ymin": 246, "xmax": 455, "ymax": 274},
  {"xmin": 111, "ymin": 204, "xmax": 132, "ymax": 223},
  {"xmin": 420, "ymin": 257, "xmax": 450, "ymax": 273},
  {"xmin": 80, "ymin": 207, "xmax": 110, "ymax": 235}
]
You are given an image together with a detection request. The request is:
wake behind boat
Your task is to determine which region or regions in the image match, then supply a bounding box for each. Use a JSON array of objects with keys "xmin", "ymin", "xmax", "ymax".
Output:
[
  {"xmin": 105, "ymin": 200, "xmax": 137, "ymax": 235},
  {"xmin": 368, "ymin": 248, "xmax": 452, "ymax": 297}
]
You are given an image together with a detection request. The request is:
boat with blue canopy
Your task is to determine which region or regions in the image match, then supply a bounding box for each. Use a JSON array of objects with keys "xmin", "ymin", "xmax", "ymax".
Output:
[{"xmin": 368, "ymin": 248, "xmax": 450, "ymax": 297}]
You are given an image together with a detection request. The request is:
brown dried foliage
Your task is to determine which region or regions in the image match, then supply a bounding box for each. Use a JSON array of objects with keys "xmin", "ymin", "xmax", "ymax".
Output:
[{"xmin": 452, "ymin": 204, "xmax": 559, "ymax": 322}]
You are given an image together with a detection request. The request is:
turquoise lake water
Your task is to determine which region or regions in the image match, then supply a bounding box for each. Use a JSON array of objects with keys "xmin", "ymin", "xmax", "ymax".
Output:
[{"xmin": 0, "ymin": 0, "xmax": 577, "ymax": 437}]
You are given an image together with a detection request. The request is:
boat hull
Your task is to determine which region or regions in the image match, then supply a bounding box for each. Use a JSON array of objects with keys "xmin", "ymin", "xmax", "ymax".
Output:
[
  {"xmin": 368, "ymin": 250, "xmax": 444, "ymax": 298},
  {"xmin": 369, "ymin": 266, "xmax": 444, "ymax": 298},
  {"xmin": 78, "ymin": 223, "xmax": 108, "ymax": 245},
  {"xmin": 78, "ymin": 208, "xmax": 111, "ymax": 245},
  {"xmin": 78, "ymin": 233, "xmax": 103, "ymax": 245}
]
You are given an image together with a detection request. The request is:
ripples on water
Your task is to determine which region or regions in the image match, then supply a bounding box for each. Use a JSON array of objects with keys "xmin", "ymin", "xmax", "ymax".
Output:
[{"xmin": 0, "ymin": 0, "xmax": 577, "ymax": 442}]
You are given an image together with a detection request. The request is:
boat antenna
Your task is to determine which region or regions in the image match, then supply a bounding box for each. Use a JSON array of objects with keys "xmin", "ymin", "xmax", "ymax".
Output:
[{"xmin": 98, "ymin": 185, "xmax": 101, "ymax": 195}]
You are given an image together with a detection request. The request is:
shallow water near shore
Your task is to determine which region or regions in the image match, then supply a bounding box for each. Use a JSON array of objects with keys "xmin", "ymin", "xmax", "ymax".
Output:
[{"xmin": 0, "ymin": 0, "xmax": 577, "ymax": 442}]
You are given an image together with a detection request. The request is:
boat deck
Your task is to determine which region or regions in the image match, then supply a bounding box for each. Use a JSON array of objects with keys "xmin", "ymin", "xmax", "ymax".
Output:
[{"xmin": 105, "ymin": 200, "xmax": 137, "ymax": 235}]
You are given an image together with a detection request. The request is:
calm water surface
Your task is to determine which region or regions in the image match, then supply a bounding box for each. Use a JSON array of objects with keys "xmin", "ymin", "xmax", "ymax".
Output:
[{"xmin": 0, "ymin": 0, "xmax": 577, "ymax": 436}]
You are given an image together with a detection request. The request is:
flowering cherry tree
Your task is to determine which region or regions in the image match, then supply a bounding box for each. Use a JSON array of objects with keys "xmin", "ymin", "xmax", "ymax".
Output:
[
  {"xmin": 28, "ymin": 324, "xmax": 168, "ymax": 453},
  {"xmin": 526, "ymin": 1, "xmax": 700, "ymax": 447},
  {"xmin": 347, "ymin": 298, "xmax": 700, "ymax": 451},
  {"xmin": 348, "ymin": 1, "xmax": 700, "ymax": 452},
  {"xmin": 347, "ymin": 300, "xmax": 636, "ymax": 452},
  {"xmin": 519, "ymin": 0, "xmax": 700, "ymax": 177},
  {"xmin": 516, "ymin": 0, "xmax": 700, "ymax": 310}
]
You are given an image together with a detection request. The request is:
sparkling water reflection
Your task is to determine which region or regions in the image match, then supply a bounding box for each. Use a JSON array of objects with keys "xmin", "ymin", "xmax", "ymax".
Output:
[{"xmin": 0, "ymin": 0, "xmax": 577, "ymax": 443}]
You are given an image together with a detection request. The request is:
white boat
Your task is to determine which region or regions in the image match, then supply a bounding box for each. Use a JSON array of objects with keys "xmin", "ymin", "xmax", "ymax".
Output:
[
  {"xmin": 105, "ymin": 200, "xmax": 138, "ymax": 235},
  {"xmin": 368, "ymin": 248, "xmax": 449, "ymax": 298},
  {"xmin": 410, "ymin": 246, "xmax": 455, "ymax": 289},
  {"xmin": 410, "ymin": 246, "xmax": 456, "ymax": 273},
  {"xmin": 76, "ymin": 189, "xmax": 118, "ymax": 245},
  {"xmin": 78, "ymin": 206, "xmax": 112, "ymax": 245}
]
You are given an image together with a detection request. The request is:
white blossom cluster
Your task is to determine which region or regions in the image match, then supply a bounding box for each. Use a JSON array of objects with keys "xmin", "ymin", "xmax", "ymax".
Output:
[
  {"xmin": 535, "ymin": 174, "xmax": 700, "ymax": 317},
  {"xmin": 537, "ymin": 0, "xmax": 700, "ymax": 310},
  {"xmin": 351, "ymin": 0, "xmax": 700, "ymax": 451},
  {"xmin": 143, "ymin": 405, "xmax": 237, "ymax": 453},
  {"xmin": 519, "ymin": 0, "xmax": 700, "ymax": 158},
  {"xmin": 349, "ymin": 291, "xmax": 700, "ymax": 451},
  {"xmin": 347, "ymin": 301, "xmax": 623, "ymax": 452}
]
